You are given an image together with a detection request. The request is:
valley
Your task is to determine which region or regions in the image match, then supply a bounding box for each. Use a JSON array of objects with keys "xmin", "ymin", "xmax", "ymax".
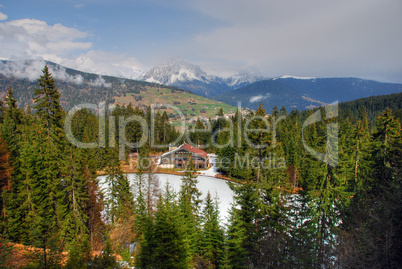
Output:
[{"xmin": 0, "ymin": 60, "xmax": 401, "ymax": 269}]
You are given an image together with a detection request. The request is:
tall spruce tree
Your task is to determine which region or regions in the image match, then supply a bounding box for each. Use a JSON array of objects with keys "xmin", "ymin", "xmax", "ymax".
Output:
[
  {"xmin": 17, "ymin": 121, "xmax": 62, "ymax": 267},
  {"xmin": 199, "ymin": 192, "xmax": 224, "ymax": 268},
  {"xmin": 33, "ymin": 65, "xmax": 64, "ymax": 139},
  {"xmin": 136, "ymin": 184, "xmax": 188, "ymax": 269},
  {"xmin": 338, "ymin": 108, "xmax": 402, "ymax": 268},
  {"xmin": 225, "ymin": 203, "xmax": 247, "ymax": 268},
  {"xmin": 59, "ymin": 146, "xmax": 90, "ymax": 249},
  {"xmin": 1, "ymin": 87, "xmax": 22, "ymax": 160},
  {"xmin": 104, "ymin": 148, "xmax": 134, "ymax": 224},
  {"xmin": 179, "ymin": 158, "xmax": 202, "ymax": 266}
]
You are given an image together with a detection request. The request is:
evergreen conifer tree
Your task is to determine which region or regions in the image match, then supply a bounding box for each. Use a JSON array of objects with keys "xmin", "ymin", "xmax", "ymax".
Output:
[
  {"xmin": 17, "ymin": 121, "xmax": 62, "ymax": 267},
  {"xmin": 59, "ymin": 146, "xmax": 90, "ymax": 249},
  {"xmin": 179, "ymin": 158, "xmax": 202, "ymax": 265},
  {"xmin": 225, "ymin": 204, "xmax": 247, "ymax": 268},
  {"xmin": 33, "ymin": 65, "xmax": 64, "ymax": 138},
  {"xmin": 338, "ymin": 109, "xmax": 402, "ymax": 267},
  {"xmin": 199, "ymin": 191, "xmax": 224, "ymax": 268}
]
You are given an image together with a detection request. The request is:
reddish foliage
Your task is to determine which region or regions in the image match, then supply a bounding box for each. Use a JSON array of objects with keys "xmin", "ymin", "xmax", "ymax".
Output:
[{"xmin": 0, "ymin": 138, "xmax": 12, "ymax": 218}]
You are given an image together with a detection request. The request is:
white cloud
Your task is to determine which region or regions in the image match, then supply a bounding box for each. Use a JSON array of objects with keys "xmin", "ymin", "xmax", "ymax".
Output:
[
  {"xmin": 0, "ymin": 18, "xmax": 91, "ymax": 60},
  {"xmin": 183, "ymin": 0, "xmax": 402, "ymax": 82},
  {"xmin": 88, "ymin": 75, "xmax": 111, "ymax": 88},
  {"xmin": 57, "ymin": 50, "xmax": 144, "ymax": 79},
  {"xmin": 49, "ymin": 63, "xmax": 84, "ymax": 84},
  {"xmin": 0, "ymin": 18, "xmax": 95, "ymax": 82},
  {"xmin": 0, "ymin": 12, "xmax": 7, "ymax": 21},
  {"xmin": 0, "ymin": 59, "xmax": 45, "ymax": 81},
  {"xmin": 2, "ymin": 0, "xmax": 401, "ymax": 83},
  {"xmin": 249, "ymin": 95, "xmax": 264, "ymax": 103},
  {"xmin": 249, "ymin": 93, "xmax": 271, "ymax": 103},
  {"xmin": 0, "ymin": 59, "xmax": 84, "ymax": 84},
  {"xmin": 0, "ymin": 18, "xmax": 144, "ymax": 80}
]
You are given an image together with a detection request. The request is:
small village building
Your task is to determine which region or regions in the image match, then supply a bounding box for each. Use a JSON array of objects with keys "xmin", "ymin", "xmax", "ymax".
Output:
[
  {"xmin": 168, "ymin": 144, "xmax": 178, "ymax": 151},
  {"xmin": 159, "ymin": 143, "xmax": 208, "ymax": 169}
]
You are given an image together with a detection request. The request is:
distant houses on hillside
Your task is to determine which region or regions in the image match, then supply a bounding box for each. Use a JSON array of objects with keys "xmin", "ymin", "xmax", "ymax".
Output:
[{"xmin": 158, "ymin": 143, "xmax": 208, "ymax": 169}]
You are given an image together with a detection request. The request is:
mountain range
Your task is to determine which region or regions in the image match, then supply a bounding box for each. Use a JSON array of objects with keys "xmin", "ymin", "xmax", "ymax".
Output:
[
  {"xmin": 213, "ymin": 76, "xmax": 402, "ymax": 111},
  {"xmin": 135, "ymin": 58, "xmax": 402, "ymax": 110},
  {"xmin": 140, "ymin": 57, "xmax": 259, "ymax": 97},
  {"xmin": 1, "ymin": 58, "xmax": 401, "ymax": 112}
]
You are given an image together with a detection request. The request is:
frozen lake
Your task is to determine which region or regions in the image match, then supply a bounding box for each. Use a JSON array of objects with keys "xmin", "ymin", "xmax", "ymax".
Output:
[{"xmin": 98, "ymin": 173, "xmax": 235, "ymax": 221}]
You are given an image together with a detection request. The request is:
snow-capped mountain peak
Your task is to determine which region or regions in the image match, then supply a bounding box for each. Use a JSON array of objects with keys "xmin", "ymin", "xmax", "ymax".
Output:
[
  {"xmin": 141, "ymin": 57, "xmax": 208, "ymax": 85},
  {"xmin": 139, "ymin": 57, "xmax": 258, "ymax": 97},
  {"xmin": 274, "ymin": 75, "xmax": 317, "ymax": 80},
  {"xmin": 224, "ymin": 72, "xmax": 264, "ymax": 89}
]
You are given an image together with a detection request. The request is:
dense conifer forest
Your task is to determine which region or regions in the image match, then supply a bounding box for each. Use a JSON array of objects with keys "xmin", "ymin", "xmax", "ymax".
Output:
[{"xmin": 0, "ymin": 66, "xmax": 401, "ymax": 268}]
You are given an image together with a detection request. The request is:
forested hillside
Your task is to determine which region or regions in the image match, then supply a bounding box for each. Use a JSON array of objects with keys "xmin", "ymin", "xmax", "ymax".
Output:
[
  {"xmin": 213, "ymin": 77, "xmax": 402, "ymax": 111},
  {"xmin": 0, "ymin": 67, "xmax": 401, "ymax": 268},
  {"xmin": 339, "ymin": 92, "xmax": 402, "ymax": 125}
]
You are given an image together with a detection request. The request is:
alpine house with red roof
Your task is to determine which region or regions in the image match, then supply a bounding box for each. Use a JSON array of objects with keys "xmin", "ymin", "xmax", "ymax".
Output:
[{"xmin": 159, "ymin": 143, "xmax": 208, "ymax": 169}]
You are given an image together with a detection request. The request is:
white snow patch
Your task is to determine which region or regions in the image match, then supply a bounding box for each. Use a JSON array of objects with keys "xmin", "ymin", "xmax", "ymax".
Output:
[
  {"xmin": 279, "ymin": 75, "xmax": 316, "ymax": 80},
  {"xmin": 169, "ymin": 68, "xmax": 201, "ymax": 83},
  {"xmin": 145, "ymin": 77, "xmax": 160, "ymax": 84},
  {"xmin": 198, "ymin": 154, "xmax": 219, "ymax": 177}
]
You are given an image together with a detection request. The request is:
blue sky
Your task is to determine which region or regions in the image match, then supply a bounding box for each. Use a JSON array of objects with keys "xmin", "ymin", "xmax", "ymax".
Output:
[{"xmin": 1, "ymin": 0, "xmax": 402, "ymax": 82}]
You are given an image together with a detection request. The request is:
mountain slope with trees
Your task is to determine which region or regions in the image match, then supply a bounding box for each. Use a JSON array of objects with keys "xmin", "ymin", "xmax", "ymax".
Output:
[
  {"xmin": 0, "ymin": 60, "xmax": 236, "ymax": 120},
  {"xmin": 213, "ymin": 77, "xmax": 402, "ymax": 111}
]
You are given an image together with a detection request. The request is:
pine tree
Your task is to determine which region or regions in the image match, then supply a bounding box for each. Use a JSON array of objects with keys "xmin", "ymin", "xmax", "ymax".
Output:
[
  {"xmin": 0, "ymin": 88, "xmax": 25, "ymax": 240},
  {"xmin": 213, "ymin": 108, "xmax": 226, "ymax": 134},
  {"xmin": 179, "ymin": 158, "xmax": 202, "ymax": 265},
  {"xmin": 108, "ymin": 162, "xmax": 135, "ymax": 258},
  {"xmin": 1, "ymin": 87, "xmax": 22, "ymax": 159},
  {"xmin": 33, "ymin": 65, "xmax": 64, "ymax": 138},
  {"xmin": 199, "ymin": 192, "xmax": 224, "ymax": 268},
  {"xmin": 190, "ymin": 118, "xmax": 207, "ymax": 147},
  {"xmin": 283, "ymin": 110, "xmax": 303, "ymax": 189},
  {"xmin": 16, "ymin": 122, "xmax": 62, "ymax": 267},
  {"xmin": 59, "ymin": 146, "xmax": 90, "ymax": 249},
  {"xmin": 104, "ymin": 149, "xmax": 134, "ymax": 224},
  {"xmin": 154, "ymin": 187, "xmax": 188, "ymax": 269},
  {"xmin": 338, "ymin": 109, "xmax": 402, "ymax": 267},
  {"xmin": 225, "ymin": 204, "xmax": 247, "ymax": 269},
  {"xmin": 299, "ymin": 107, "xmax": 349, "ymax": 267},
  {"xmin": 136, "ymin": 184, "xmax": 188, "ymax": 269},
  {"xmin": 65, "ymin": 234, "xmax": 91, "ymax": 269},
  {"xmin": 246, "ymin": 102, "xmax": 271, "ymax": 183},
  {"xmin": 180, "ymin": 158, "xmax": 202, "ymax": 208},
  {"xmin": 232, "ymin": 182, "xmax": 261, "ymax": 266}
]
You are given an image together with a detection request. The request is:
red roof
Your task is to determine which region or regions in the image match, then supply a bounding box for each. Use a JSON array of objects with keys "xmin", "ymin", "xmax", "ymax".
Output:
[{"xmin": 180, "ymin": 143, "xmax": 207, "ymax": 159}]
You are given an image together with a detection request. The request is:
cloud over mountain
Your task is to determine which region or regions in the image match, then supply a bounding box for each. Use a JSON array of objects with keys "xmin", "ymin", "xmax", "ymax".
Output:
[
  {"xmin": 1, "ymin": 1, "xmax": 401, "ymax": 83},
  {"xmin": 0, "ymin": 59, "xmax": 84, "ymax": 84},
  {"xmin": 0, "ymin": 17, "xmax": 143, "ymax": 80},
  {"xmin": 186, "ymin": 0, "xmax": 402, "ymax": 82}
]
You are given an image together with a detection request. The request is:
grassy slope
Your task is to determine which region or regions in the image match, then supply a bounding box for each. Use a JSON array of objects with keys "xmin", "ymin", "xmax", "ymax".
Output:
[{"xmin": 114, "ymin": 86, "xmax": 236, "ymax": 124}]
